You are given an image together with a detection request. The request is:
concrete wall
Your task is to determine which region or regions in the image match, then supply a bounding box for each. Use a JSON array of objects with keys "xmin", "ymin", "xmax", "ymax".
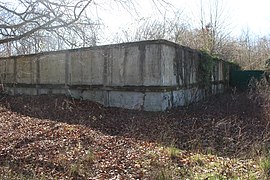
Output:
[{"xmin": 0, "ymin": 40, "xmax": 229, "ymax": 111}]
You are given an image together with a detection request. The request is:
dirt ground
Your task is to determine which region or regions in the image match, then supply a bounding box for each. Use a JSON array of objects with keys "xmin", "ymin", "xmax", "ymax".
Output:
[{"xmin": 0, "ymin": 92, "xmax": 269, "ymax": 179}]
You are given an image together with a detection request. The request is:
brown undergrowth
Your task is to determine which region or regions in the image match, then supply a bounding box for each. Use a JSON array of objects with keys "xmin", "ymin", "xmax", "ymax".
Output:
[{"xmin": 0, "ymin": 83, "xmax": 269, "ymax": 179}]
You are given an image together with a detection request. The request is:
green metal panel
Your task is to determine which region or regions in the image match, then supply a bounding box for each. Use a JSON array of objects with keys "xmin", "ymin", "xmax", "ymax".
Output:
[{"xmin": 230, "ymin": 70, "xmax": 265, "ymax": 91}]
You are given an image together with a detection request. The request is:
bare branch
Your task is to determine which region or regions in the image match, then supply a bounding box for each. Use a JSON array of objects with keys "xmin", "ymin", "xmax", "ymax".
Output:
[{"xmin": 0, "ymin": 0, "xmax": 92, "ymax": 45}]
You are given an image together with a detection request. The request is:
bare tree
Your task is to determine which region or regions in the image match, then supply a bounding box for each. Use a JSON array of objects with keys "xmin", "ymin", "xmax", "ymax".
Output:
[
  {"xmin": 112, "ymin": 10, "xmax": 189, "ymax": 43},
  {"xmin": 196, "ymin": 0, "xmax": 231, "ymax": 55},
  {"xmin": 0, "ymin": 0, "xmax": 171, "ymax": 56},
  {"xmin": 0, "ymin": 0, "xmax": 93, "ymax": 44}
]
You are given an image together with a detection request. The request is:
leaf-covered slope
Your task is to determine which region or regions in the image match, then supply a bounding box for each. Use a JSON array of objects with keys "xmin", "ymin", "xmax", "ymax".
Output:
[{"xmin": 0, "ymin": 93, "xmax": 268, "ymax": 179}]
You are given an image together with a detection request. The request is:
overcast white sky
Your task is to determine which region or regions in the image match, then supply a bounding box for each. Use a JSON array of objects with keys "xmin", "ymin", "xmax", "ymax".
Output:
[
  {"xmin": 100, "ymin": 0, "xmax": 270, "ymax": 38},
  {"xmin": 223, "ymin": 0, "xmax": 270, "ymax": 36}
]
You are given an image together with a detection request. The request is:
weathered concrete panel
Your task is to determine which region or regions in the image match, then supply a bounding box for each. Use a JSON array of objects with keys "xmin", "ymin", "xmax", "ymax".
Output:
[
  {"xmin": 123, "ymin": 46, "xmax": 143, "ymax": 85},
  {"xmin": 0, "ymin": 60, "xmax": 6, "ymax": 83},
  {"xmin": 52, "ymin": 89, "xmax": 66, "ymax": 95},
  {"xmin": 88, "ymin": 49, "xmax": 104, "ymax": 85},
  {"xmin": 143, "ymin": 92, "xmax": 165, "ymax": 111},
  {"xmin": 69, "ymin": 51, "xmax": 83, "ymax": 84},
  {"xmin": 161, "ymin": 92, "xmax": 173, "ymax": 110},
  {"xmin": 173, "ymin": 90, "xmax": 186, "ymax": 107},
  {"xmin": 172, "ymin": 88, "xmax": 205, "ymax": 108},
  {"xmin": 15, "ymin": 87, "xmax": 37, "ymax": 95},
  {"xmin": 16, "ymin": 56, "xmax": 36, "ymax": 84},
  {"xmin": 142, "ymin": 92, "xmax": 173, "ymax": 111},
  {"xmin": 82, "ymin": 90, "xmax": 105, "ymax": 105},
  {"xmin": 109, "ymin": 91, "xmax": 144, "ymax": 110},
  {"xmin": 218, "ymin": 61, "xmax": 223, "ymax": 81},
  {"xmin": 0, "ymin": 59, "xmax": 14, "ymax": 83},
  {"xmin": 160, "ymin": 44, "xmax": 177, "ymax": 86},
  {"xmin": 179, "ymin": 48, "xmax": 185, "ymax": 86},
  {"xmin": 6, "ymin": 59, "xmax": 14, "ymax": 83},
  {"xmin": 186, "ymin": 50, "xmax": 193, "ymax": 86},
  {"xmin": 111, "ymin": 46, "xmax": 125, "ymax": 86},
  {"xmin": 39, "ymin": 53, "xmax": 66, "ymax": 84},
  {"xmin": 66, "ymin": 89, "xmax": 81, "ymax": 99},
  {"xmin": 70, "ymin": 49, "xmax": 104, "ymax": 85},
  {"xmin": 143, "ymin": 44, "xmax": 161, "ymax": 86},
  {"xmin": 193, "ymin": 52, "xmax": 200, "ymax": 84},
  {"xmin": 4, "ymin": 87, "xmax": 14, "ymax": 95},
  {"xmin": 38, "ymin": 88, "xmax": 51, "ymax": 95}
]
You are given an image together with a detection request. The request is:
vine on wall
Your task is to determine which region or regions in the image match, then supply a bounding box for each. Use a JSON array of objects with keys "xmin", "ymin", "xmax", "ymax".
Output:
[
  {"xmin": 198, "ymin": 50, "xmax": 216, "ymax": 88},
  {"xmin": 198, "ymin": 51, "xmax": 241, "ymax": 92}
]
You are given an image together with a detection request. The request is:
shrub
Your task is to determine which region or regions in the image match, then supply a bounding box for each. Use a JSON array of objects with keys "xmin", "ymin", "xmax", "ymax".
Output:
[{"xmin": 248, "ymin": 77, "xmax": 270, "ymax": 120}]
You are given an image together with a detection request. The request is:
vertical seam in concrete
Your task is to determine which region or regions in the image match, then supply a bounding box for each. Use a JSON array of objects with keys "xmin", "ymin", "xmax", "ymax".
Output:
[
  {"xmin": 65, "ymin": 51, "xmax": 70, "ymax": 90},
  {"xmin": 139, "ymin": 44, "xmax": 145, "ymax": 85},
  {"xmin": 195, "ymin": 52, "xmax": 199, "ymax": 84},
  {"xmin": 13, "ymin": 58, "xmax": 17, "ymax": 84},
  {"xmin": 36, "ymin": 56, "xmax": 40, "ymax": 95},
  {"xmin": 90, "ymin": 50, "xmax": 93, "ymax": 85},
  {"xmin": 181, "ymin": 49, "xmax": 185, "ymax": 87},
  {"xmin": 13, "ymin": 58, "xmax": 17, "ymax": 94},
  {"xmin": 103, "ymin": 48, "xmax": 109, "ymax": 107},
  {"xmin": 174, "ymin": 47, "xmax": 180, "ymax": 86},
  {"xmin": 30, "ymin": 57, "xmax": 33, "ymax": 84},
  {"xmin": 158, "ymin": 44, "xmax": 162, "ymax": 85},
  {"xmin": 186, "ymin": 50, "xmax": 190, "ymax": 87},
  {"xmin": 79, "ymin": 49, "xmax": 83, "ymax": 84},
  {"xmin": 103, "ymin": 48, "xmax": 108, "ymax": 86},
  {"xmin": 110, "ymin": 48, "xmax": 113, "ymax": 86},
  {"xmin": 160, "ymin": 45, "xmax": 165, "ymax": 85},
  {"xmin": 123, "ymin": 48, "xmax": 128, "ymax": 85},
  {"xmin": 183, "ymin": 49, "xmax": 187, "ymax": 87}
]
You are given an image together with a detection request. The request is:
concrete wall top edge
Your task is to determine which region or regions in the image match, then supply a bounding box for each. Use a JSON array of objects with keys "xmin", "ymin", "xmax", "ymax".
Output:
[
  {"xmin": 0, "ymin": 39, "xmax": 169, "ymax": 60},
  {"xmin": 0, "ymin": 39, "xmax": 225, "ymax": 63}
]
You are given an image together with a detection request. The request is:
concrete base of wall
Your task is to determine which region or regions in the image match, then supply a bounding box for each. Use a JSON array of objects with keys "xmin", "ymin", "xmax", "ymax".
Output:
[{"xmin": 3, "ymin": 84, "xmax": 225, "ymax": 111}]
